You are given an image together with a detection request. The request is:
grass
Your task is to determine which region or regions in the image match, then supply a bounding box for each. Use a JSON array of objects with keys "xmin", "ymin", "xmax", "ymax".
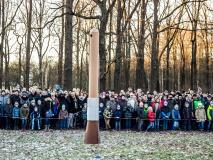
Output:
[{"xmin": 0, "ymin": 130, "xmax": 212, "ymax": 160}]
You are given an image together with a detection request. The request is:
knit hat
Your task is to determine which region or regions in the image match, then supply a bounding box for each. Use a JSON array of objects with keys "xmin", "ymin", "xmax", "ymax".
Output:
[{"xmin": 22, "ymin": 91, "xmax": 28, "ymax": 97}]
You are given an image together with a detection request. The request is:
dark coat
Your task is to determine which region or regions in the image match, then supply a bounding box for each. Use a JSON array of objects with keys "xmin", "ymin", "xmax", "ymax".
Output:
[
  {"xmin": 136, "ymin": 107, "xmax": 144, "ymax": 119},
  {"xmin": 114, "ymin": 110, "xmax": 122, "ymax": 120},
  {"xmin": 183, "ymin": 106, "xmax": 193, "ymax": 120}
]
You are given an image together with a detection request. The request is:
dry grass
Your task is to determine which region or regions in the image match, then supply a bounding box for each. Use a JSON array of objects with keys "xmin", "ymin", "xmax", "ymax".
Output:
[{"xmin": 0, "ymin": 130, "xmax": 212, "ymax": 160}]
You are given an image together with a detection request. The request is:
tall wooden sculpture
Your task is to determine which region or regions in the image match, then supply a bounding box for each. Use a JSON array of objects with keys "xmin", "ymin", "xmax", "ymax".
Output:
[{"xmin": 84, "ymin": 28, "xmax": 100, "ymax": 144}]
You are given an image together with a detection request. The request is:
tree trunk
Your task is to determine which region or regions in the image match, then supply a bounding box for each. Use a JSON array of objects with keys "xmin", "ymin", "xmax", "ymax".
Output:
[
  {"xmin": 24, "ymin": 0, "xmax": 33, "ymax": 90},
  {"xmin": 191, "ymin": 28, "xmax": 197, "ymax": 90},
  {"xmin": 136, "ymin": 0, "xmax": 148, "ymax": 90},
  {"xmin": 107, "ymin": 7, "xmax": 113, "ymax": 90},
  {"xmin": 150, "ymin": 0, "xmax": 159, "ymax": 91},
  {"xmin": 94, "ymin": 0, "xmax": 116, "ymax": 91},
  {"xmin": 114, "ymin": 0, "xmax": 123, "ymax": 92},
  {"xmin": 180, "ymin": 39, "xmax": 185, "ymax": 90},
  {"xmin": 0, "ymin": 0, "xmax": 5, "ymax": 89},
  {"xmin": 76, "ymin": 18, "xmax": 81, "ymax": 88},
  {"xmin": 204, "ymin": 11, "xmax": 209, "ymax": 92},
  {"xmin": 18, "ymin": 43, "xmax": 22, "ymax": 85},
  {"xmin": 190, "ymin": 2, "xmax": 201, "ymax": 90},
  {"xmin": 165, "ymin": 30, "xmax": 171, "ymax": 90},
  {"xmin": 39, "ymin": 57, "xmax": 43, "ymax": 88},
  {"xmin": 4, "ymin": 37, "xmax": 9, "ymax": 89},
  {"xmin": 125, "ymin": 28, "xmax": 131, "ymax": 89},
  {"xmin": 58, "ymin": 0, "xmax": 64, "ymax": 86},
  {"xmin": 64, "ymin": 0, "xmax": 73, "ymax": 90}
]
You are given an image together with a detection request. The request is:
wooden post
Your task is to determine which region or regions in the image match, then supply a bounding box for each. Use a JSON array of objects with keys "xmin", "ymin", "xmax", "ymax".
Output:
[{"xmin": 84, "ymin": 28, "xmax": 100, "ymax": 144}]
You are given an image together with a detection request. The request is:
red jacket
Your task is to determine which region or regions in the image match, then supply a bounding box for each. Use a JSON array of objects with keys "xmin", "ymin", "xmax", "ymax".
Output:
[{"xmin": 148, "ymin": 111, "xmax": 155, "ymax": 122}]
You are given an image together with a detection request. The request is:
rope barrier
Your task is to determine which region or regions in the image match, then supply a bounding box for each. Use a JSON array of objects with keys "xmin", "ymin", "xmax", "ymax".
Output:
[{"xmin": 0, "ymin": 115, "xmax": 210, "ymax": 121}]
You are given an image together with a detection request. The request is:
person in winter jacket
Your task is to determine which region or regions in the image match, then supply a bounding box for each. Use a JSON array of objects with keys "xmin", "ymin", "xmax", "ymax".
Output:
[
  {"xmin": 161, "ymin": 101, "xmax": 171, "ymax": 130},
  {"xmin": 193, "ymin": 96, "xmax": 202, "ymax": 111},
  {"xmin": 82, "ymin": 103, "xmax": 87, "ymax": 128},
  {"xmin": 136, "ymin": 101, "xmax": 145, "ymax": 131},
  {"xmin": 172, "ymin": 104, "xmax": 181, "ymax": 130},
  {"xmin": 4, "ymin": 98, "xmax": 13, "ymax": 129},
  {"xmin": 0, "ymin": 90, "xmax": 9, "ymax": 110},
  {"xmin": 183, "ymin": 99, "xmax": 193, "ymax": 131},
  {"xmin": 20, "ymin": 91, "xmax": 29, "ymax": 106},
  {"xmin": 106, "ymin": 96, "xmax": 117, "ymax": 113},
  {"xmin": 146, "ymin": 107, "xmax": 155, "ymax": 131},
  {"xmin": 12, "ymin": 101, "xmax": 20, "ymax": 130},
  {"xmin": 154, "ymin": 101, "xmax": 161, "ymax": 131},
  {"xmin": 99, "ymin": 102, "xmax": 105, "ymax": 129},
  {"xmin": 45, "ymin": 107, "xmax": 54, "ymax": 131},
  {"xmin": 0, "ymin": 90, "xmax": 9, "ymax": 128},
  {"xmin": 127, "ymin": 93, "xmax": 138, "ymax": 110},
  {"xmin": 52, "ymin": 93, "xmax": 60, "ymax": 129},
  {"xmin": 195, "ymin": 103, "xmax": 206, "ymax": 130},
  {"xmin": 103, "ymin": 105, "xmax": 112, "ymax": 130},
  {"xmin": 66, "ymin": 92, "xmax": 77, "ymax": 129},
  {"xmin": 29, "ymin": 99, "xmax": 37, "ymax": 115},
  {"xmin": 10, "ymin": 90, "xmax": 21, "ymax": 106},
  {"xmin": 207, "ymin": 101, "xmax": 213, "ymax": 131},
  {"xmin": 124, "ymin": 102, "xmax": 133, "ymax": 130},
  {"xmin": 114, "ymin": 105, "xmax": 122, "ymax": 131},
  {"xmin": 20, "ymin": 103, "xmax": 29, "ymax": 130},
  {"xmin": 30, "ymin": 106, "xmax": 41, "ymax": 130},
  {"xmin": 59, "ymin": 104, "xmax": 68, "ymax": 129}
]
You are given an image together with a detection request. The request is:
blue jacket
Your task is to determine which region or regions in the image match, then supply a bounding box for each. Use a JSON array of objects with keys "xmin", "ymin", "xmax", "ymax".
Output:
[
  {"xmin": 12, "ymin": 107, "xmax": 20, "ymax": 118},
  {"xmin": 0, "ymin": 95, "xmax": 9, "ymax": 107},
  {"xmin": 172, "ymin": 109, "xmax": 181, "ymax": 121},
  {"xmin": 0, "ymin": 96, "xmax": 9, "ymax": 115},
  {"xmin": 114, "ymin": 110, "xmax": 122, "ymax": 120}
]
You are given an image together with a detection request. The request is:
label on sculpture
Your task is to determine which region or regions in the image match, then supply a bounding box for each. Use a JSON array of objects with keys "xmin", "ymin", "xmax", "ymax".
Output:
[{"xmin": 87, "ymin": 98, "xmax": 99, "ymax": 121}]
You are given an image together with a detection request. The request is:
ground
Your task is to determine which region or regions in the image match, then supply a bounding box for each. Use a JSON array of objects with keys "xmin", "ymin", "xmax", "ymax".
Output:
[{"xmin": 0, "ymin": 130, "xmax": 212, "ymax": 160}]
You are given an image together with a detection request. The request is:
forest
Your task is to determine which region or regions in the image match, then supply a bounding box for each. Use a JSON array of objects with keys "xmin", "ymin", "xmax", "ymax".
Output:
[{"xmin": 0, "ymin": 0, "xmax": 213, "ymax": 92}]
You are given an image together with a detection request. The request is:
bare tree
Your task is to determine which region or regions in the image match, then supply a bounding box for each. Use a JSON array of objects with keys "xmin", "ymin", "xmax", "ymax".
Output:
[
  {"xmin": 0, "ymin": 0, "xmax": 5, "ymax": 89},
  {"xmin": 150, "ymin": 0, "xmax": 159, "ymax": 91},
  {"xmin": 64, "ymin": 0, "xmax": 74, "ymax": 90},
  {"xmin": 24, "ymin": 0, "xmax": 33, "ymax": 90},
  {"xmin": 135, "ymin": 0, "xmax": 148, "ymax": 90}
]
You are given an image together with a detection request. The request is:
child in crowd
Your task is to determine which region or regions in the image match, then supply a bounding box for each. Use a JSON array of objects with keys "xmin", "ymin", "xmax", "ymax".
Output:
[
  {"xmin": 12, "ymin": 101, "xmax": 20, "ymax": 130},
  {"xmin": 124, "ymin": 102, "xmax": 133, "ymax": 130},
  {"xmin": 146, "ymin": 107, "xmax": 155, "ymax": 131},
  {"xmin": 154, "ymin": 102, "xmax": 161, "ymax": 131},
  {"xmin": 45, "ymin": 107, "xmax": 54, "ymax": 131},
  {"xmin": 172, "ymin": 104, "xmax": 181, "ymax": 130},
  {"xmin": 99, "ymin": 102, "xmax": 106, "ymax": 129},
  {"xmin": 30, "ymin": 106, "xmax": 41, "ymax": 130},
  {"xmin": 20, "ymin": 103, "xmax": 29, "ymax": 130},
  {"xmin": 4, "ymin": 98, "xmax": 13, "ymax": 129},
  {"xmin": 195, "ymin": 103, "xmax": 206, "ymax": 131},
  {"xmin": 103, "ymin": 105, "xmax": 112, "ymax": 130},
  {"xmin": 59, "ymin": 104, "xmax": 68, "ymax": 129},
  {"xmin": 136, "ymin": 101, "xmax": 144, "ymax": 131},
  {"xmin": 161, "ymin": 101, "xmax": 171, "ymax": 130},
  {"xmin": 183, "ymin": 101, "xmax": 192, "ymax": 131},
  {"xmin": 82, "ymin": 103, "xmax": 87, "ymax": 128},
  {"xmin": 114, "ymin": 105, "xmax": 122, "ymax": 131}
]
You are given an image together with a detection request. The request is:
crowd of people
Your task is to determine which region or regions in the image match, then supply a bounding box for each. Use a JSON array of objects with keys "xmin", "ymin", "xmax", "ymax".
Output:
[{"xmin": 0, "ymin": 87, "xmax": 213, "ymax": 131}]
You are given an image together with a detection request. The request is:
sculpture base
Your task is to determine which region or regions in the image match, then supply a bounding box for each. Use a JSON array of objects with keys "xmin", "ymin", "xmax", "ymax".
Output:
[{"xmin": 84, "ymin": 121, "xmax": 100, "ymax": 144}]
